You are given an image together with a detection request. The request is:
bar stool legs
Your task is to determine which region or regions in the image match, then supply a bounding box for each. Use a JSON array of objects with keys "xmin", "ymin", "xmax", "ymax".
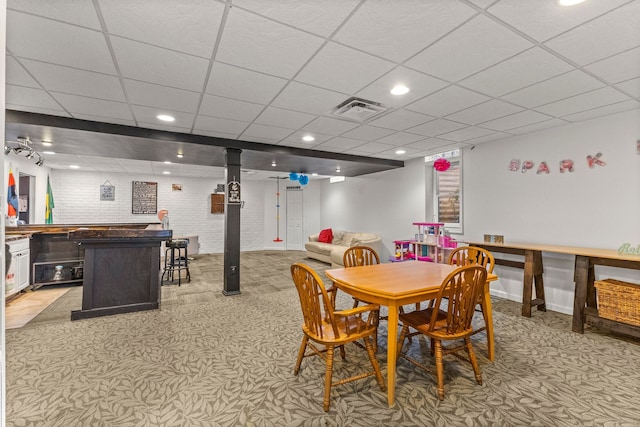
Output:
[{"xmin": 162, "ymin": 239, "xmax": 191, "ymax": 286}]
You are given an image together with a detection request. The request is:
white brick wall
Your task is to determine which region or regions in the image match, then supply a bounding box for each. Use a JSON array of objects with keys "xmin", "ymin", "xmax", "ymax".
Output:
[{"xmin": 51, "ymin": 170, "xmax": 266, "ymax": 254}]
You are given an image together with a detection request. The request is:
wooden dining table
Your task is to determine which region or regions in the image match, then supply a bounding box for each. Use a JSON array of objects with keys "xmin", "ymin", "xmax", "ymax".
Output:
[{"xmin": 326, "ymin": 261, "xmax": 497, "ymax": 407}]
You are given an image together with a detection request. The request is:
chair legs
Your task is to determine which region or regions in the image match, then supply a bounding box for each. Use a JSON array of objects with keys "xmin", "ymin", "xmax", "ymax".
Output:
[
  {"xmin": 433, "ymin": 340, "xmax": 445, "ymax": 401},
  {"xmin": 363, "ymin": 336, "xmax": 386, "ymax": 393},
  {"xmin": 294, "ymin": 335, "xmax": 308, "ymax": 375},
  {"xmin": 465, "ymin": 337, "xmax": 482, "ymax": 386},
  {"xmin": 323, "ymin": 346, "xmax": 335, "ymax": 412}
]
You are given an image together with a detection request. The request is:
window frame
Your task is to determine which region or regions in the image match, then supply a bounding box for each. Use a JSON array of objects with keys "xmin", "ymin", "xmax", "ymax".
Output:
[{"xmin": 425, "ymin": 149, "xmax": 463, "ymax": 234}]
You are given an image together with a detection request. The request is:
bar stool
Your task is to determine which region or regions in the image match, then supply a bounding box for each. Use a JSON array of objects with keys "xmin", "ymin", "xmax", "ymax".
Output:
[{"xmin": 162, "ymin": 239, "xmax": 191, "ymax": 286}]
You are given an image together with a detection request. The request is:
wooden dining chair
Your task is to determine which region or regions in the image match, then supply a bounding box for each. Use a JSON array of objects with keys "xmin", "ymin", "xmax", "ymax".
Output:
[
  {"xmin": 397, "ymin": 265, "xmax": 488, "ymax": 400},
  {"xmin": 447, "ymin": 246, "xmax": 495, "ymax": 359},
  {"xmin": 291, "ymin": 263, "xmax": 386, "ymax": 412}
]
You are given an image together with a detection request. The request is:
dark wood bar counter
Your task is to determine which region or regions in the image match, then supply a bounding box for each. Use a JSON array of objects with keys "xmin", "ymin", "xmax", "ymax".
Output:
[{"xmin": 67, "ymin": 228, "xmax": 171, "ymax": 321}]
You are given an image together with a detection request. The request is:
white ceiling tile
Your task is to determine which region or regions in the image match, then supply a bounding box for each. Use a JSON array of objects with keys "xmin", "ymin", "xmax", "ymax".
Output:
[
  {"xmin": 8, "ymin": 0, "xmax": 102, "ymax": 29},
  {"xmin": 465, "ymin": 132, "xmax": 511, "ymax": 144},
  {"xmin": 356, "ymin": 66, "xmax": 449, "ymax": 108},
  {"xmin": 616, "ymin": 77, "xmax": 640, "ymax": 98},
  {"xmin": 479, "ymin": 110, "xmax": 552, "ymax": 131},
  {"xmin": 205, "ymin": 62, "xmax": 288, "ymax": 105},
  {"xmin": 99, "ymin": 0, "xmax": 224, "ymax": 58},
  {"xmin": 535, "ymin": 87, "xmax": 631, "ymax": 117},
  {"xmin": 317, "ymin": 137, "xmax": 367, "ymax": 150},
  {"xmin": 124, "ymin": 79, "xmax": 201, "ymax": 114},
  {"xmin": 544, "ymin": 1, "xmax": 640, "ymax": 65},
  {"xmin": 254, "ymin": 107, "xmax": 316, "ymax": 130},
  {"xmin": 406, "ymin": 14, "xmax": 532, "ymax": 82},
  {"xmin": 374, "ymin": 132, "xmax": 426, "ymax": 146},
  {"xmin": 460, "ymin": 47, "xmax": 574, "ymax": 97},
  {"xmin": 466, "ymin": 0, "xmax": 497, "ymax": 9},
  {"xmin": 406, "ymin": 119, "xmax": 467, "ymax": 137},
  {"xmin": 51, "ymin": 93, "xmax": 133, "ymax": 121},
  {"xmin": 70, "ymin": 114, "xmax": 135, "ymax": 126},
  {"xmin": 136, "ymin": 121, "xmax": 193, "ymax": 133},
  {"xmin": 241, "ymin": 124, "xmax": 295, "ymax": 141},
  {"xmin": 406, "ymin": 138, "xmax": 452, "ymax": 151},
  {"xmin": 20, "ymin": 59, "xmax": 126, "ymax": 102},
  {"xmin": 438, "ymin": 126, "xmax": 495, "ymax": 142},
  {"xmin": 7, "ymin": 11, "xmax": 116, "ymax": 74},
  {"xmin": 585, "ymin": 47, "xmax": 640, "ymax": 84},
  {"xmin": 6, "ymin": 57, "xmax": 40, "ymax": 88},
  {"xmin": 334, "ymin": 0, "xmax": 476, "ymax": 62},
  {"xmin": 6, "ymin": 85, "xmax": 62, "ymax": 110},
  {"xmin": 406, "ymin": 85, "xmax": 490, "ymax": 117},
  {"xmin": 196, "ymin": 130, "xmax": 239, "ymax": 140},
  {"xmin": 131, "ymin": 105, "xmax": 195, "ymax": 128},
  {"xmin": 377, "ymin": 147, "xmax": 424, "ymax": 159},
  {"xmin": 561, "ymin": 100, "xmax": 640, "ymax": 122},
  {"xmin": 281, "ymin": 131, "xmax": 333, "ymax": 145},
  {"xmin": 348, "ymin": 141, "xmax": 395, "ymax": 154},
  {"xmin": 233, "ymin": 0, "xmax": 360, "ymax": 37},
  {"xmin": 199, "ymin": 94, "xmax": 264, "ymax": 122},
  {"xmin": 111, "ymin": 36, "xmax": 209, "ymax": 92},
  {"xmin": 216, "ymin": 8, "xmax": 324, "ymax": 78},
  {"xmin": 446, "ymin": 99, "xmax": 524, "ymax": 125},
  {"xmin": 6, "ymin": 104, "xmax": 70, "ymax": 117},
  {"xmin": 367, "ymin": 109, "xmax": 435, "ymax": 131},
  {"xmin": 301, "ymin": 116, "xmax": 360, "ymax": 136},
  {"xmin": 508, "ymin": 118, "xmax": 568, "ymax": 135},
  {"xmin": 296, "ymin": 42, "xmax": 395, "ymax": 94},
  {"xmin": 487, "ymin": 0, "xmax": 630, "ymax": 42},
  {"xmin": 194, "ymin": 116, "xmax": 249, "ymax": 135},
  {"xmin": 271, "ymin": 82, "xmax": 346, "ymax": 115},
  {"xmin": 340, "ymin": 125, "xmax": 396, "ymax": 141},
  {"xmin": 503, "ymin": 70, "xmax": 605, "ymax": 108}
]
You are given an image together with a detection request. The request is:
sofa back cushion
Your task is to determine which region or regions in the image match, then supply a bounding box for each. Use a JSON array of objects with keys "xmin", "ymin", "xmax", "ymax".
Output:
[{"xmin": 331, "ymin": 230, "xmax": 347, "ymax": 246}]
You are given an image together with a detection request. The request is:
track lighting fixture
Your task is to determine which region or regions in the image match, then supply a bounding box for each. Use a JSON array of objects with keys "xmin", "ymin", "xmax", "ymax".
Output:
[{"xmin": 4, "ymin": 136, "xmax": 45, "ymax": 166}]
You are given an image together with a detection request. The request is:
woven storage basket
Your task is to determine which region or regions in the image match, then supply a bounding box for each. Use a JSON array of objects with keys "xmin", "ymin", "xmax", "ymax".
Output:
[{"xmin": 594, "ymin": 279, "xmax": 640, "ymax": 327}]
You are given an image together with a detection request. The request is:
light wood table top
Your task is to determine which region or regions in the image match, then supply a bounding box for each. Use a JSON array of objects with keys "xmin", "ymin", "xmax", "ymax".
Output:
[
  {"xmin": 326, "ymin": 261, "xmax": 497, "ymax": 407},
  {"xmin": 465, "ymin": 241, "xmax": 639, "ymax": 262}
]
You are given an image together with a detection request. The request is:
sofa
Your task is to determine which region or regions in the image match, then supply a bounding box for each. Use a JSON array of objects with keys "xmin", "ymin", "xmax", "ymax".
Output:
[{"xmin": 305, "ymin": 230, "xmax": 383, "ymax": 267}]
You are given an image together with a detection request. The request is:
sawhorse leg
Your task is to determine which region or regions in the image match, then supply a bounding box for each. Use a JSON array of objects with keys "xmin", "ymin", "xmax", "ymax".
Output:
[{"xmin": 522, "ymin": 250, "xmax": 546, "ymax": 317}]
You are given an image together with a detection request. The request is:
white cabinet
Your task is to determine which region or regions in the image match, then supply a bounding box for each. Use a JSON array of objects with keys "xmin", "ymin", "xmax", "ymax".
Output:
[{"xmin": 6, "ymin": 238, "xmax": 31, "ymax": 297}]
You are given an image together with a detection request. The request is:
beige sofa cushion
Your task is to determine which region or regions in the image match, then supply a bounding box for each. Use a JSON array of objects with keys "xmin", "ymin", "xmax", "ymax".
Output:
[{"xmin": 304, "ymin": 241, "xmax": 338, "ymax": 257}]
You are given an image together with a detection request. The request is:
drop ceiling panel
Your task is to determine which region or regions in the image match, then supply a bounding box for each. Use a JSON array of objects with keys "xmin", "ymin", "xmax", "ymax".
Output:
[
  {"xmin": 356, "ymin": 66, "xmax": 449, "ymax": 108},
  {"xmin": 561, "ymin": 100, "xmax": 640, "ymax": 122},
  {"xmin": 459, "ymin": 47, "xmax": 574, "ymax": 97},
  {"xmin": 375, "ymin": 132, "xmax": 426, "ymax": 146},
  {"xmin": 98, "ymin": 0, "xmax": 224, "ymax": 58},
  {"xmin": 438, "ymin": 126, "xmax": 495, "ymax": 142},
  {"xmin": 111, "ymin": 37, "xmax": 210, "ymax": 92},
  {"xmin": 215, "ymin": 8, "xmax": 324, "ymax": 78},
  {"xmin": 6, "ymin": 85, "xmax": 62, "ymax": 110},
  {"xmin": 6, "ymin": 57, "xmax": 40, "ymax": 88},
  {"xmin": 333, "ymin": 0, "xmax": 476, "ymax": 63},
  {"xmin": 585, "ymin": 47, "xmax": 640, "ymax": 84},
  {"xmin": 199, "ymin": 94, "xmax": 264, "ymax": 122},
  {"xmin": 316, "ymin": 137, "xmax": 367, "ymax": 151},
  {"xmin": 406, "ymin": 85, "xmax": 490, "ymax": 117},
  {"xmin": 406, "ymin": 14, "xmax": 532, "ymax": 82},
  {"xmin": 6, "ymin": 105, "xmax": 71, "ymax": 118},
  {"xmin": 340, "ymin": 125, "xmax": 396, "ymax": 141},
  {"xmin": 349, "ymin": 141, "xmax": 395, "ymax": 154},
  {"xmin": 446, "ymin": 99, "xmax": 524, "ymax": 125},
  {"xmin": 52, "ymin": 93, "xmax": 133, "ymax": 121},
  {"xmin": 508, "ymin": 118, "xmax": 567, "ymax": 135},
  {"xmin": 407, "ymin": 138, "xmax": 457, "ymax": 152},
  {"xmin": 232, "ymin": 0, "xmax": 360, "ymax": 38},
  {"xmin": 193, "ymin": 115, "xmax": 249, "ymax": 135},
  {"xmin": 20, "ymin": 59, "xmax": 126, "ymax": 102},
  {"xmin": 254, "ymin": 107, "xmax": 316, "ymax": 130},
  {"xmin": 503, "ymin": 70, "xmax": 606, "ymax": 108},
  {"xmin": 295, "ymin": 42, "xmax": 395, "ymax": 94},
  {"xmin": 617, "ymin": 77, "xmax": 640, "ymax": 98},
  {"xmin": 71, "ymin": 114, "xmax": 136, "ymax": 127},
  {"xmin": 487, "ymin": 0, "xmax": 630, "ymax": 42},
  {"xmin": 205, "ymin": 62, "xmax": 288, "ymax": 105},
  {"xmin": 124, "ymin": 79, "xmax": 201, "ymax": 114},
  {"xmin": 301, "ymin": 116, "xmax": 360, "ymax": 136},
  {"xmin": 271, "ymin": 82, "xmax": 346, "ymax": 115},
  {"xmin": 544, "ymin": 2, "xmax": 640, "ymax": 66},
  {"xmin": 132, "ymin": 105, "xmax": 195, "ymax": 128},
  {"xmin": 535, "ymin": 87, "xmax": 632, "ymax": 117},
  {"xmin": 406, "ymin": 119, "xmax": 467, "ymax": 137},
  {"xmin": 8, "ymin": 0, "xmax": 102, "ymax": 29},
  {"xmin": 479, "ymin": 110, "xmax": 552, "ymax": 132},
  {"xmin": 241, "ymin": 123, "xmax": 294, "ymax": 141},
  {"xmin": 281, "ymin": 131, "xmax": 333, "ymax": 146},
  {"xmin": 6, "ymin": 11, "xmax": 116, "ymax": 74},
  {"xmin": 367, "ymin": 110, "xmax": 435, "ymax": 132}
]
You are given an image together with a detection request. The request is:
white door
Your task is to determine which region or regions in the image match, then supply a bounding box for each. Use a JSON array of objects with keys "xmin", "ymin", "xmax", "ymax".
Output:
[{"xmin": 286, "ymin": 188, "xmax": 304, "ymax": 250}]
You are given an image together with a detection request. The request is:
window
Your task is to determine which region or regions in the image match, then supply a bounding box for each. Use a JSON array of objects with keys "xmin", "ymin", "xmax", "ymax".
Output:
[{"xmin": 425, "ymin": 149, "xmax": 462, "ymax": 234}]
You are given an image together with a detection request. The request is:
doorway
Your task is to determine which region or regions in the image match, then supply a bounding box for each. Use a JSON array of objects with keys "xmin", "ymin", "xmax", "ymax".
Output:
[
  {"xmin": 18, "ymin": 174, "xmax": 35, "ymax": 225},
  {"xmin": 286, "ymin": 187, "xmax": 304, "ymax": 250}
]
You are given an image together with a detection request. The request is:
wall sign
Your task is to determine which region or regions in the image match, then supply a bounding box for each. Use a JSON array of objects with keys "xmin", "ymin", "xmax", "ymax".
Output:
[
  {"xmin": 132, "ymin": 181, "xmax": 157, "ymax": 214},
  {"xmin": 100, "ymin": 181, "xmax": 115, "ymax": 201},
  {"xmin": 227, "ymin": 180, "xmax": 241, "ymax": 204}
]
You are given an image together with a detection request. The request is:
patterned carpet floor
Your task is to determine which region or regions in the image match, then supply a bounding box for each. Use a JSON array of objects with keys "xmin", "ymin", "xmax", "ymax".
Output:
[{"xmin": 5, "ymin": 251, "xmax": 640, "ymax": 426}]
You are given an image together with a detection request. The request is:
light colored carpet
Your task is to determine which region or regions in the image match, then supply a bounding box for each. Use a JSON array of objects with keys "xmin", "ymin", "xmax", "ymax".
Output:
[
  {"xmin": 5, "ymin": 251, "xmax": 640, "ymax": 426},
  {"xmin": 5, "ymin": 286, "xmax": 71, "ymax": 329}
]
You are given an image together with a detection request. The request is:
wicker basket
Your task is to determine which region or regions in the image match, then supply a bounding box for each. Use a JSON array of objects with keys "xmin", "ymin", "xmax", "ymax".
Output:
[{"xmin": 594, "ymin": 279, "xmax": 640, "ymax": 327}]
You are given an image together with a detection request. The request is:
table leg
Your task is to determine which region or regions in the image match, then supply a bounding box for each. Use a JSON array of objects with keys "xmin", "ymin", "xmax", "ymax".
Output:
[
  {"xmin": 386, "ymin": 301, "xmax": 399, "ymax": 407},
  {"xmin": 481, "ymin": 281, "xmax": 495, "ymax": 362},
  {"xmin": 572, "ymin": 255, "xmax": 589, "ymax": 333}
]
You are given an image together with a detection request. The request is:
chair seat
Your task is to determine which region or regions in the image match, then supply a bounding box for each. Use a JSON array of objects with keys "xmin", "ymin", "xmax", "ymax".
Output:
[
  {"xmin": 400, "ymin": 308, "xmax": 473, "ymax": 340},
  {"xmin": 304, "ymin": 315, "xmax": 377, "ymax": 344}
]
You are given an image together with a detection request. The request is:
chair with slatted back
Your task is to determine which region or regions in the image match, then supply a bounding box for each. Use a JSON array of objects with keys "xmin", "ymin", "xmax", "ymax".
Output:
[
  {"xmin": 447, "ymin": 246, "xmax": 495, "ymax": 359},
  {"xmin": 397, "ymin": 264, "xmax": 488, "ymax": 400},
  {"xmin": 291, "ymin": 263, "xmax": 386, "ymax": 411}
]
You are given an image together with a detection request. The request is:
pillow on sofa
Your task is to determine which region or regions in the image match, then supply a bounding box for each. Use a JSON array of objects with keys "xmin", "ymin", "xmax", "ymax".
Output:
[{"xmin": 318, "ymin": 228, "xmax": 333, "ymax": 243}]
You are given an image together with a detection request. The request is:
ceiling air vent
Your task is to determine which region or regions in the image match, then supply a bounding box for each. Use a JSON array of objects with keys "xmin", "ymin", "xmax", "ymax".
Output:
[{"xmin": 331, "ymin": 97, "xmax": 387, "ymax": 122}]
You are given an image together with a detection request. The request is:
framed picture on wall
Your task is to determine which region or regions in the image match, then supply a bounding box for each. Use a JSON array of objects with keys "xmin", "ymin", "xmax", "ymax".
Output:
[{"xmin": 132, "ymin": 181, "xmax": 157, "ymax": 214}]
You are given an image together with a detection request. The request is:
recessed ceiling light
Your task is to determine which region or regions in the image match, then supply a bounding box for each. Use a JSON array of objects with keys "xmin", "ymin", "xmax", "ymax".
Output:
[
  {"xmin": 272, "ymin": 161, "xmax": 277, "ymax": 167},
  {"xmin": 336, "ymin": 167, "xmax": 341, "ymax": 173},
  {"xmin": 390, "ymin": 85, "xmax": 410, "ymax": 95},
  {"xmin": 312, "ymin": 173, "xmax": 318, "ymax": 176},
  {"xmin": 163, "ymin": 171, "xmax": 170, "ymax": 175},
  {"xmin": 164, "ymin": 161, "xmax": 172, "ymax": 164},
  {"xmin": 176, "ymin": 153, "xmax": 184, "ymax": 158},
  {"xmin": 42, "ymin": 151, "xmax": 55, "ymax": 155},
  {"xmin": 396, "ymin": 149, "xmax": 406, "ymax": 155},
  {"xmin": 157, "ymin": 114, "xmax": 175, "ymax": 122},
  {"xmin": 302, "ymin": 135, "xmax": 315, "ymax": 142},
  {"xmin": 558, "ymin": 0, "xmax": 586, "ymax": 5},
  {"xmin": 69, "ymin": 165, "xmax": 80, "ymax": 169},
  {"xmin": 41, "ymin": 141, "xmax": 52, "ymax": 147}
]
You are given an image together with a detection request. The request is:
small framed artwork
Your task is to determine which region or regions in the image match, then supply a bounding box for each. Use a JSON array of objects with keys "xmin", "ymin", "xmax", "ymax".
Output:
[
  {"xmin": 172, "ymin": 184, "xmax": 183, "ymax": 192},
  {"xmin": 100, "ymin": 183, "xmax": 115, "ymax": 201}
]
